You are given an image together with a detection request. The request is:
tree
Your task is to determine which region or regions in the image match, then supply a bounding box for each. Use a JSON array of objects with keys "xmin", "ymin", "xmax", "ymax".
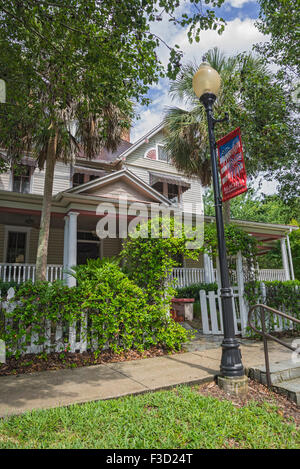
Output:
[
  {"xmin": 204, "ymin": 187, "xmax": 300, "ymax": 279},
  {"xmin": 255, "ymin": 0, "xmax": 300, "ymax": 77},
  {"xmin": 0, "ymin": 1, "xmax": 227, "ymax": 280},
  {"xmin": 163, "ymin": 47, "xmax": 297, "ymax": 222},
  {"xmin": 253, "ymin": 1, "xmax": 300, "ymax": 208}
]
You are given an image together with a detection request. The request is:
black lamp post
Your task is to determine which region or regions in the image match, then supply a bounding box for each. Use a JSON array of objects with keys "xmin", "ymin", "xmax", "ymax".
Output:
[{"xmin": 192, "ymin": 63, "xmax": 244, "ymax": 378}]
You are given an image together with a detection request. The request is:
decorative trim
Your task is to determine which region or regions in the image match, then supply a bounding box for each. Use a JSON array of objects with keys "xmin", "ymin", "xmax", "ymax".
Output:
[{"xmin": 144, "ymin": 147, "xmax": 157, "ymax": 160}]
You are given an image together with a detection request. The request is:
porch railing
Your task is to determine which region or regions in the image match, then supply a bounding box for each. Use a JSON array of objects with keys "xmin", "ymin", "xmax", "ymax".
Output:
[
  {"xmin": 171, "ymin": 267, "xmax": 287, "ymax": 288},
  {"xmin": 171, "ymin": 268, "xmax": 209, "ymax": 288},
  {"xmin": 0, "ymin": 264, "xmax": 288, "ymax": 287},
  {"xmin": 0, "ymin": 263, "xmax": 64, "ymax": 284},
  {"xmin": 257, "ymin": 269, "xmax": 286, "ymax": 282}
]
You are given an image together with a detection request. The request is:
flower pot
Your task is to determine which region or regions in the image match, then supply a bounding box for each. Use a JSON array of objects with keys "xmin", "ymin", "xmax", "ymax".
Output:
[{"xmin": 171, "ymin": 298, "xmax": 195, "ymax": 322}]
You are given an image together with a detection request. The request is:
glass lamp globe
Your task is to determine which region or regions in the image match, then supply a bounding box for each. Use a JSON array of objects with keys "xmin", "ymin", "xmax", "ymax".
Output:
[{"xmin": 192, "ymin": 62, "xmax": 221, "ymax": 98}]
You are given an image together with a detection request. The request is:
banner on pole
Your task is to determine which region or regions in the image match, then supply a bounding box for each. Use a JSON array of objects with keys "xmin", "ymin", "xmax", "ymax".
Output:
[{"xmin": 216, "ymin": 127, "xmax": 247, "ymax": 202}]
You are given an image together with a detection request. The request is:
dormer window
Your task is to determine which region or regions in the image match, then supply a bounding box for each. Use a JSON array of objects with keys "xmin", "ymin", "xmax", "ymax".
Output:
[
  {"xmin": 144, "ymin": 145, "xmax": 171, "ymax": 163},
  {"xmin": 72, "ymin": 172, "xmax": 101, "ymax": 187},
  {"xmin": 12, "ymin": 166, "xmax": 32, "ymax": 194},
  {"xmin": 73, "ymin": 172, "xmax": 85, "ymax": 187},
  {"xmin": 157, "ymin": 144, "xmax": 169, "ymax": 162}
]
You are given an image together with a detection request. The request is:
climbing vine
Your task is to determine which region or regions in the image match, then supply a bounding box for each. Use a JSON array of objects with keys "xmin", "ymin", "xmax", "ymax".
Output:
[{"xmin": 202, "ymin": 223, "xmax": 258, "ymax": 281}]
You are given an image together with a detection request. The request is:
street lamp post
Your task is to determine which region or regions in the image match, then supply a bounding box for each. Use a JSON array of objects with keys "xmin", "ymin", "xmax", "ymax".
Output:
[{"xmin": 192, "ymin": 63, "xmax": 245, "ymax": 379}]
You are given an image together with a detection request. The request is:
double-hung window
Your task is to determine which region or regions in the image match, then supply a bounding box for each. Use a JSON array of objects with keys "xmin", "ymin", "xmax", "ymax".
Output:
[
  {"xmin": 6, "ymin": 230, "xmax": 28, "ymax": 264},
  {"xmin": 12, "ymin": 166, "xmax": 31, "ymax": 193}
]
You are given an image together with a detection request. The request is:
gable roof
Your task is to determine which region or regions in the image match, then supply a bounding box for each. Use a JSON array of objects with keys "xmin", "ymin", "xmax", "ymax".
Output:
[
  {"xmin": 117, "ymin": 122, "xmax": 165, "ymax": 161},
  {"xmin": 76, "ymin": 138, "xmax": 132, "ymax": 164},
  {"xmin": 62, "ymin": 168, "xmax": 172, "ymax": 205}
]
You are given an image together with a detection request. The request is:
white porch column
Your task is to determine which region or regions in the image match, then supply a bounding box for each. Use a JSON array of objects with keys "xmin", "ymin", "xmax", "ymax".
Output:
[
  {"xmin": 63, "ymin": 215, "xmax": 69, "ymax": 283},
  {"xmin": 204, "ymin": 253, "xmax": 212, "ymax": 283},
  {"xmin": 67, "ymin": 212, "xmax": 79, "ymax": 287},
  {"xmin": 280, "ymin": 237, "xmax": 290, "ymax": 281},
  {"xmin": 236, "ymin": 251, "xmax": 248, "ymax": 336},
  {"xmin": 286, "ymin": 234, "xmax": 295, "ymax": 281}
]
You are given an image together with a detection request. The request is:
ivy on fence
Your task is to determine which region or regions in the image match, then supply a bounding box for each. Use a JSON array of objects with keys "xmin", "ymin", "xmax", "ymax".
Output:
[{"xmin": 0, "ymin": 263, "xmax": 191, "ymax": 359}]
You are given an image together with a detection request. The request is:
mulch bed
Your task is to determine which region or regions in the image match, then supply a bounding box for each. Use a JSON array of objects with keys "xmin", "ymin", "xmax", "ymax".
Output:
[
  {"xmin": 0, "ymin": 347, "xmax": 169, "ymax": 376},
  {"xmin": 197, "ymin": 379, "xmax": 300, "ymax": 428}
]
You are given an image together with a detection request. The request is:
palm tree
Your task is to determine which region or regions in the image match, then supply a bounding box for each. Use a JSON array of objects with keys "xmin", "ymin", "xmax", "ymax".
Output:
[
  {"xmin": 1, "ymin": 89, "xmax": 129, "ymax": 281},
  {"xmin": 34, "ymin": 102, "xmax": 129, "ymax": 281},
  {"xmin": 163, "ymin": 47, "xmax": 270, "ymax": 223}
]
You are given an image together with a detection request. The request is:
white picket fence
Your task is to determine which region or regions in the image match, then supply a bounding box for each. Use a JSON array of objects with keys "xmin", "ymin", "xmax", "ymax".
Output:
[
  {"xmin": 199, "ymin": 282, "xmax": 298, "ymax": 337},
  {"xmin": 199, "ymin": 287, "xmax": 248, "ymax": 336},
  {"xmin": 0, "ymin": 287, "xmax": 93, "ymax": 356}
]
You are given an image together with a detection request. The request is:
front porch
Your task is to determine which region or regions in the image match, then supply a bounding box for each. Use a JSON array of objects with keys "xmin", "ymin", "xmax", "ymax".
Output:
[
  {"xmin": 0, "ymin": 263, "xmax": 290, "ymax": 287},
  {"xmin": 0, "ymin": 211, "xmax": 295, "ymax": 286},
  {"xmin": 0, "ymin": 169, "xmax": 297, "ymax": 287}
]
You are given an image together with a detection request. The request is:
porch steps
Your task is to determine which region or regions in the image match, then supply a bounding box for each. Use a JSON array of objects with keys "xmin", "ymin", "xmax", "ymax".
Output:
[{"xmin": 247, "ymin": 360, "xmax": 300, "ymax": 406}]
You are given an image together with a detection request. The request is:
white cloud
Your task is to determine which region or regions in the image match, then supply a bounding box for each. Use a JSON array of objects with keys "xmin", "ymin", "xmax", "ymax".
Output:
[
  {"xmin": 225, "ymin": 0, "xmax": 256, "ymax": 8},
  {"xmin": 176, "ymin": 17, "xmax": 266, "ymax": 60},
  {"xmin": 131, "ymin": 17, "xmax": 267, "ymax": 142}
]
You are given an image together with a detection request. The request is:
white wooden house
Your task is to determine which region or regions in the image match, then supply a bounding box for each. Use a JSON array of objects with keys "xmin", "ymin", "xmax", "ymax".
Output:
[{"xmin": 0, "ymin": 122, "xmax": 297, "ymax": 287}]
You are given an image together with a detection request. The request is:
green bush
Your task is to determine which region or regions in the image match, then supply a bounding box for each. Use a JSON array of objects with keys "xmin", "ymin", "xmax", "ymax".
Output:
[
  {"xmin": 1, "ymin": 263, "xmax": 191, "ymax": 358},
  {"xmin": 245, "ymin": 280, "xmax": 300, "ymax": 335},
  {"xmin": 175, "ymin": 282, "xmax": 218, "ymax": 300},
  {"xmin": 79, "ymin": 263, "xmax": 190, "ymax": 353},
  {"xmin": 1, "ymin": 280, "xmax": 84, "ymax": 358},
  {"xmin": 0, "ymin": 281, "xmax": 20, "ymax": 297}
]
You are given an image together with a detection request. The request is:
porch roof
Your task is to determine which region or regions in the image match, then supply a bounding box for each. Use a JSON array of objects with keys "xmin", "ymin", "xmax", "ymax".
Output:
[
  {"xmin": 0, "ymin": 191, "xmax": 297, "ymax": 243},
  {"xmin": 204, "ymin": 215, "xmax": 298, "ymax": 253}
]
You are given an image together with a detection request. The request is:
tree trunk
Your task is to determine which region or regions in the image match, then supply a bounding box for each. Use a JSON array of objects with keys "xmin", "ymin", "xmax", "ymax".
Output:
[
  {"xmin": 35, "ymin": 132, "xmax": 58, "ymax": 281},
  {"xmin": 223, "ymin": 199, "xmax": 231, "ymax": 224}
]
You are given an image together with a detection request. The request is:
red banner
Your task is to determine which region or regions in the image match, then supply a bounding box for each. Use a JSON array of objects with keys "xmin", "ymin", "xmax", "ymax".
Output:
[{"xmin": 216, "ymin": 127, "xmax": 247, "ymax": 202}]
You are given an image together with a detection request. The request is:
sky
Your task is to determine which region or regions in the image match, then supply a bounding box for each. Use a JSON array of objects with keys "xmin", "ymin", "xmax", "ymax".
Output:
[
  {"xmin": 131, "ymin": 0, "xmax": 263, "ymax": 141},
  {"xmin": 130, "ymin": 0, "xmax": 277, "ymax": 194}
]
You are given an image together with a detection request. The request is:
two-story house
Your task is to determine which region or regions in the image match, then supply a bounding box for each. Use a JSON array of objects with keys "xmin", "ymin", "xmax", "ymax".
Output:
[{"xmin": 0, "ymin": 122, "xmax": 296, "ymax": 286}]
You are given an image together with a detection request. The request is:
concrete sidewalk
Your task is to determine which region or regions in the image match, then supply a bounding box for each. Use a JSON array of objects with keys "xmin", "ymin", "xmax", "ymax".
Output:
[{"xmin": 0, "ymin": 338, "xmax": 296, "ymax": 418}]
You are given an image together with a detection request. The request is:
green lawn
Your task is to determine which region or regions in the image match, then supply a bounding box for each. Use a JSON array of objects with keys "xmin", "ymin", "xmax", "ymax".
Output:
[{"xmin": 0, "ymin": 386, "xmax": 299, "ymax": 449}]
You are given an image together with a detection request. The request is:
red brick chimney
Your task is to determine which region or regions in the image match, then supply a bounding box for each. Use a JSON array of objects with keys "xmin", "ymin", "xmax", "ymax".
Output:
[{"xmin": 121, "ymin": 127, "xmax": 130, "ymax": 143}]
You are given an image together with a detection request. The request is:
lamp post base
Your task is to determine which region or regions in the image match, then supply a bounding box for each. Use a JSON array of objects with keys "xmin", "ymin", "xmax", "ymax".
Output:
[
  {"xmin": 220, "ymin": 338, "xmax": 245, "ymax": 377},
  {"xmin": 217, "ymin": 374, "xmax": 248, "ymax": 398}
]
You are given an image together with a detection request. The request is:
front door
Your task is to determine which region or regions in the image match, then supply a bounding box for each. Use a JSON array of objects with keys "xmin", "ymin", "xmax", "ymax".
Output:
[{"xmin": 77, "ymin": 242, "xmax": 100, "ymax": 265}]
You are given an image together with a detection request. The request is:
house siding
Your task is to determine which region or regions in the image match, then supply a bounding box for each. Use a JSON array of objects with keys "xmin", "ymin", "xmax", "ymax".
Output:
[
  {"xmin": 32, "ymin": 162, "xmax": 71, "ymax": 195},
  {"xmin": 184, "ymin": 256, "xmax": 204, "ymax": 268},
  {"xmin": 9, "ymin": 227, "xmax": 64, "ymax": 265},
  {"xmin": 125, "ymin": 129, "xmax": 203, "ymax": 214},
  {"xmin": 0, "ymin": 224, "xmax": 5, "ymax": 262},
  {"xmin": 0, "ymin": 172, "xmax": 10, "ymax": 192},
  {"xmin": 102, "ymin": 238, "xmax": 122, "ymax": 258}
]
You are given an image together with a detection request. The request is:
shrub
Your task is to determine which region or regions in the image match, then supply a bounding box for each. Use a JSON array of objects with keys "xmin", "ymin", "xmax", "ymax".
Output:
[
  {"xmin": 175, "ymin": 282, "xmax": 218, "ymax": 300},
  {"xmin": 121, "ymin": 216, "xmax": 201, "ymax": 315},
  {"xmin": 0, "ymin": 281, "xmax": 20, "ymax": 297},
  {"xmin": 245, "ymin": 280, "xmax": 300, "ymax": 335},
  {"xmin": 1, "ymin": 280, "xmax": 83, "ymax": 358},
  {"xmin": 79, "ymin": 263, "xmax": 191, "ymax": 353},
  {"xmin": 1, "ymin": 264, "xmax": 191, "ymax": 358}
]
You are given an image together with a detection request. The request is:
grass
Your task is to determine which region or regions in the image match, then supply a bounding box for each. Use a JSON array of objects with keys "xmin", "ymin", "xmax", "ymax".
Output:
[{"xmin": 0, "ymin": 386, "xmax": 299, "ymax": 449}]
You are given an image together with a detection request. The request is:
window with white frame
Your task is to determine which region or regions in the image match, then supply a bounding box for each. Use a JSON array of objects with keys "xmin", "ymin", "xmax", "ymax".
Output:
[
  {"xmin": 6, "ymin": 231, "xmax": 27, "ymax": 263},
  {"xmin": 12, "ymin": 166, "xmax": 32, "ymax": 193},
  {"xmin": 157, "ymin": 144, "xmax": 170, "ymax": 162}
]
